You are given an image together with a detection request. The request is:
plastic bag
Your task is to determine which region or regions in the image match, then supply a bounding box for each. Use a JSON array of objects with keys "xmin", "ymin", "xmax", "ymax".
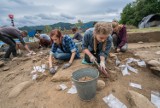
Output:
[
  {"xmin": 103, "ymin": 94, "xmax": 127, "ymax": 108},
  {"xmin": 129, "ymin": 82, "xmax": 142, "ymax": 89},
  {"xmin": 151, "ymin": 91, "xmax": 160, "ymax": 108},
  {"xmin": 67, "ymin": 85, "xmax": 77, "ymax": 94}
]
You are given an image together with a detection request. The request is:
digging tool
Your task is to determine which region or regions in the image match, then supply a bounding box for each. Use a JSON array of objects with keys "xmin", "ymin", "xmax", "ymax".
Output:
[{"xmin": 94, "ymin": 60, "xmax": 110, "ymax": 78}]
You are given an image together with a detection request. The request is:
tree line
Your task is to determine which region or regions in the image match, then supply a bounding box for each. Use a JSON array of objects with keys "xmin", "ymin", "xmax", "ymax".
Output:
[{"xmin": 120, "ymin": 0, "xmax": 160, "ymax": 27}]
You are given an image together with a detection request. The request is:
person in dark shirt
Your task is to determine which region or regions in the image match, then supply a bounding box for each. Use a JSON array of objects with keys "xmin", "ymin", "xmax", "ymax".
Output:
[
  {"xmin": 112, "ymin": 22, "xmax": 128, "ymax": 53},
  {"xmin": 0, "ymin": 27, "xmax": 34, "ymax": 60},
  {"xmin": 72, "ymin": 27, "xmax": 83, "ymax": 42}
]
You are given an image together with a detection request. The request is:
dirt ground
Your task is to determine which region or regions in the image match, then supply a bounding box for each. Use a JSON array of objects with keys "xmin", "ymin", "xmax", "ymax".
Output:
[{"xmin": 0, "ymin": 42, "xmax": 160, "ymax": 108}]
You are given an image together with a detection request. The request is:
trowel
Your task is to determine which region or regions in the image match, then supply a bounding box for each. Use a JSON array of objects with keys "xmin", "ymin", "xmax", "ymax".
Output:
[{"xmin": 94, "ymin": 60, "xmax": 110, "ymax": 78}]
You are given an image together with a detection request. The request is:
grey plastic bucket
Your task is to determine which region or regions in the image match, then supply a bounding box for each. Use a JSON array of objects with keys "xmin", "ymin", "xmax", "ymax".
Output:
[{"xmin": 72, "ymin": 68, "xmax": 99, "ymax": 101}]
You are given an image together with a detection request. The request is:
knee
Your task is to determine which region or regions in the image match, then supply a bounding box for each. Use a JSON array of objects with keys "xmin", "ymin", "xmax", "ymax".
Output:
[
  {"xmin": 53, "ymin": 53, "xmax": 63, "ymax": 59},
  {"xmin": 53, "ymin": 53, "xmax": 60, "ymax": 59}
]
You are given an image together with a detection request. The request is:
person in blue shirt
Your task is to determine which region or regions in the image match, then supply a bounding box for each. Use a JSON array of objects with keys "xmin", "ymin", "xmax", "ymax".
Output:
[
  {"xmin": 82, "ymin": 22, "xmax": 113, "ymax": 71},
  {"xmin": 49, "ymin": 29, "xmax": 80, "ymax": 74}
]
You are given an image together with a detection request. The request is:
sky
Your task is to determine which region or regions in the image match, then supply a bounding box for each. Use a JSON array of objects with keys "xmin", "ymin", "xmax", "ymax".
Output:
[{"xmin": 0, "ymin": 0, "xmax": 135, "ymax": 27}]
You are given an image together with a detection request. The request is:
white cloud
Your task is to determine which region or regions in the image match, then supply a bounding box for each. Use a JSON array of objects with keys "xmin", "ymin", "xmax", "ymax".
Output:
[{"xmin": 0, "ymin": 0, "xmax": 135, "ymax": 27}]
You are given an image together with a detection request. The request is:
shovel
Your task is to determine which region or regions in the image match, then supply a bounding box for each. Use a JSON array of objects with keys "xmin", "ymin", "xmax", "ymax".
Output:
[{"xmin": 94, "ymin": 60, "xmax": 110, "ymax": 78}]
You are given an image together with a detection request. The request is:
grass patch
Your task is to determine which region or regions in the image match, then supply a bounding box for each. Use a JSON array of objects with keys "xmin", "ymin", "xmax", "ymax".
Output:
[{"xmin": 128, "ymin": 27, "xmax": 160, "ymax": 33}]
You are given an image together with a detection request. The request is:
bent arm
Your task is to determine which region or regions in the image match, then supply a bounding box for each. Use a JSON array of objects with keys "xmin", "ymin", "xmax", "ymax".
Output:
[{"xmin": 69, "ymin": 52, "xmax": 76, "ymax": 64}]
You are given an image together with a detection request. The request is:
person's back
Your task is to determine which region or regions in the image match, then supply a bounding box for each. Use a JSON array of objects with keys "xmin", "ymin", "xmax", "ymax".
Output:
[
  {"xmin": 40, "ymin": 34, "xmax": 51, "ymax": 41},
  {"xmin": 72, "ymin": 27, "xmax": 83, "ymax": 42},
  {"xmin": 0, "ymin": 27, "xmax": 34, "ymax": 60},
  {"xmin": 0, "ymin": 26, "xmax": 22, "ymax": 38},
  {"xmin": 73, "ymin": 32, "xmax": 83, "ymax": 42}
]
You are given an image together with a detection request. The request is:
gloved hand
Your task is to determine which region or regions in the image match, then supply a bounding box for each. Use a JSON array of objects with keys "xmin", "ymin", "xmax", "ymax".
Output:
[
  {"xmin": 89, "ymin": 55, "xmax": 96, "ymax": 63},
  {"xmin": 49, "ymin": 67, "xmax": 56, "ymax": 74},
  {"xmin": 100, "ymin": 61, "xmax": 106, "ymax": 70},
  {"xmin": 62, "ymin": 63, "xmax": 71, "ymax": 69}
]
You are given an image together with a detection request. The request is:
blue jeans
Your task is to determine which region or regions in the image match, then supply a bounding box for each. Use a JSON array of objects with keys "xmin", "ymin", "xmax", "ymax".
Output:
[{"xmin": 52, "ymin": 48, "xmax": 71, "ymax": 60}]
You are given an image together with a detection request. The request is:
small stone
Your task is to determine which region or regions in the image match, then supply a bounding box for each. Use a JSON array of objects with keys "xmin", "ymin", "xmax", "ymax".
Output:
[
  {"xmin": 55, "ymin": 85, "xmax": 62, "ymax": 91},
  {"xmin": 3, "ymin": 67, "xmax": 10, "ymax": 71},
  {"xmin": 32, "ymin": 58, "xmax": 37, "ymax": 63},
  {"xmin": 155, "ymin": 51, "xmax": 160, "ymax": 55},
  {"xmin": 150, "ymin": 67, "xmax": 160, "ymax": 77},
  {"xmin": 12, "ymin": 57, "xmax": 20, "ymax": 61},
  {"xmin": 109, "ymin": 71, "xmax": 118, "ymax": 81},
  {"xmin": 36, "ymin": 74, "xmax": 47, "ymax": 81},
  {"xmin": 0, "ymin": 61, "xmax": 4, "ymax": 67},
  {"xmin": 106, "ymin": 59, "xmax": 112, "ymax": 64},
  {"xmin": 21, "ymin": 57, "xmax": 31, "ymax": 61},
  {"xmin": 97, "ymin": 80, "xmax": 105, "ymax": 91},
  {"xmin": 112, "ymin": 88, "xmax": 116, "ymax": 93},
  {"xmin": 108, "ymin": 67, "xmax": 112, "ymax": 70},
  {"xmin": 138, "ymin": 41, "xmax": 144, "ymax": 44},
  {"xmin": 147, "ymin": 60, "xmax": 160, "ymax": 67}
]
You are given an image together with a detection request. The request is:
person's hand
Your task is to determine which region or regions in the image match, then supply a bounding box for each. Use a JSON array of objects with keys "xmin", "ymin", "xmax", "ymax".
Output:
[
  {"xmin": 49, "ymin": 67, "xmax": 56, "ymax": 74},
  {"xmin": 100, "ymin": 61, "xmax": 106, "ymax": 70},
  {"xmin": 116, "ymin": 48, "xmax": 120, "ymax": 53},
  {"xmin": 62, "ymin": 63, "xmax": 71, "ymax": 69},
  {"xmin": 89, "ymin": 55, "xmax": 96, "ymax": 63}
]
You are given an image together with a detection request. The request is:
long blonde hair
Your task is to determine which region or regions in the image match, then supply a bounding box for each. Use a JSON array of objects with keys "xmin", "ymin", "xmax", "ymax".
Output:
[{"xmin": 93, "ymin": 22, "xmax": 112, "ymax": 53}]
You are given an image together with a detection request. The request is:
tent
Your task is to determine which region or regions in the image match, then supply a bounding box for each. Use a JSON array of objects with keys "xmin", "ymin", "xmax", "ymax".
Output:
[
  {"xmin": 28, "ymin": 29, "xmax": 43, "ymax": 37},
  {"xmin": 138, "ymin": 14, "xmax": 160, "ymax": 28}
]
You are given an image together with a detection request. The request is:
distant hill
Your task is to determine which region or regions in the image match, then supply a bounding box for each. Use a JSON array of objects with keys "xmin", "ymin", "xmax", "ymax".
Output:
[{"xmin": 19, "ymin": 21, "xmax": 96, "ymax": 32}]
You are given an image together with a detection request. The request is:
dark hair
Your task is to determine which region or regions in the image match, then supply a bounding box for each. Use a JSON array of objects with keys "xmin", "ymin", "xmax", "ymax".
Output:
[
  {"xmin": 50, "ymin": 29, "xmax": 63, "ymax": 43},
  {"xmin": 93, "ymin": 21, "xmax": 98, "ymax": 26},
  {"xmin": 72, "ymin": 27, "xmax": 78, "ymax": 32}
]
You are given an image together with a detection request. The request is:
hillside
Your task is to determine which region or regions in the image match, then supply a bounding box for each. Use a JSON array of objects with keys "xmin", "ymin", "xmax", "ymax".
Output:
[{"xmin": 19, "ymin": 21, "xmax": 96, "ymax": 32}]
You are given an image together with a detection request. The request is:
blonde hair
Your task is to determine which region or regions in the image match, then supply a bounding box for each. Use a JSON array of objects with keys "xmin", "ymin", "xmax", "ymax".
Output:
[
  {"xmin": 112, "ymin": 21, "xmax": 119, "ymax": 29},
  {"xmin": 94, "ymin": 22, "xmax": 112, "ymax": 35},
  {"xmin": 93, "ymin": 22, "xmax": 112, "ymax": 53}
]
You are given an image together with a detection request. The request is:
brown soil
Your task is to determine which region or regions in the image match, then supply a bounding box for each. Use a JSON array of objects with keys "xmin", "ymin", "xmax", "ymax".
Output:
[
  {"xmin": 128, "ymin": 31, "xmax": 160, "ymax": 43},
  {"xmin": 0, "ymin": 43, "xmax": 160, "ymax": 108},
  {"xmin": 79, "ymin": 76, "xmax": 93, "ymax": 82}
]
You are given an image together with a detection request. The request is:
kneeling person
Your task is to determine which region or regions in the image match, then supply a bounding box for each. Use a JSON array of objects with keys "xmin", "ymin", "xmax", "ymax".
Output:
[
  {"xmin": 82, "ymin": 22, "xmax": 113, "ymax": 71},
  {"xmin": 49, "ymin": 29, "xmax": 80, "ymax": 74},
  {"xmin": 112, "ymin": 21, "xmax": 128, "ymax": 52}
]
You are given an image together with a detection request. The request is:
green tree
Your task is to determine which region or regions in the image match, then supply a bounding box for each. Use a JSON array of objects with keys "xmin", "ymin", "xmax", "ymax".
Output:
[
  {"xmin": 75, "ymin": 20, "xmax": 83, "ymax": 29},
  {"xmin": 120, "ymin": 0, "xmax": 160, "ymax": 27},
  {"xmin": 43, "ymin": 25, "xmax": 52, "ymax": 33}
]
